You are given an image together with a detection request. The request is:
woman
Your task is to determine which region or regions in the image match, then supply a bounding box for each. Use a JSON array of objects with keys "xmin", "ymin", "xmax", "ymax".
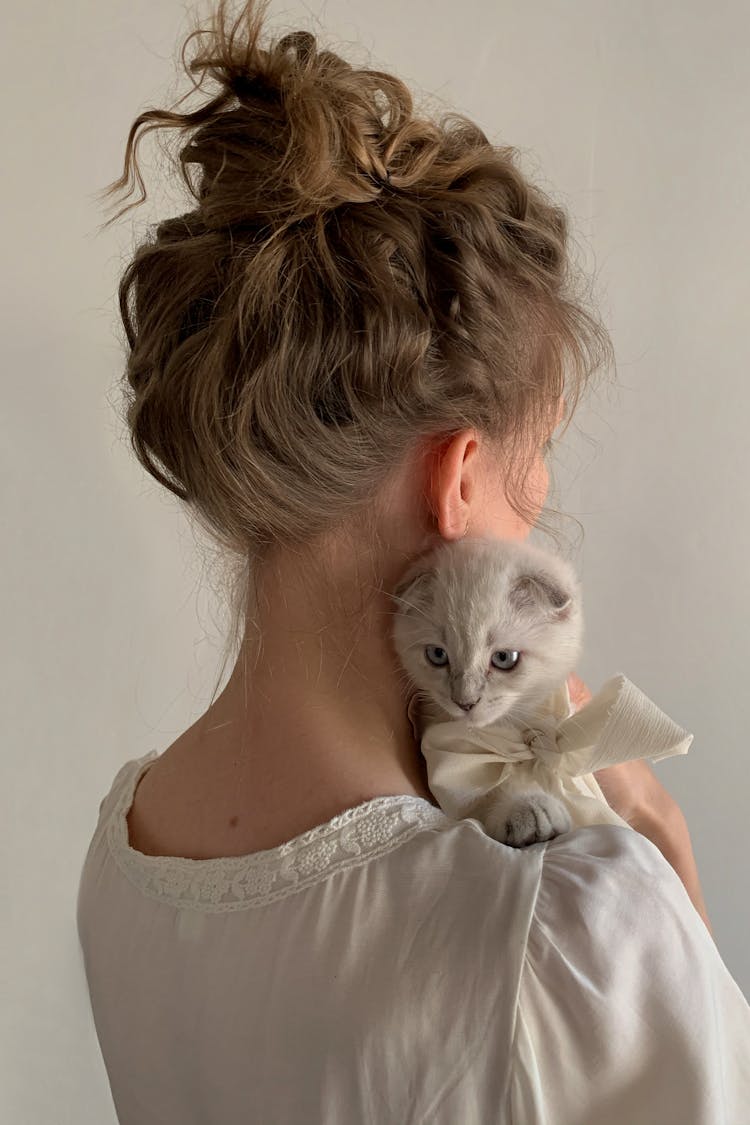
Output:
[{"xmin": 77, "ymin": 2, "xmax": 749, "ymax": 1121}]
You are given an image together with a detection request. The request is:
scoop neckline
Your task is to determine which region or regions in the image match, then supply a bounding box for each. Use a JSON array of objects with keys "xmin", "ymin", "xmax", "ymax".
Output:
[{"xmin": 105, "ymin": 751, "xmax": 451, "ymax": 912}]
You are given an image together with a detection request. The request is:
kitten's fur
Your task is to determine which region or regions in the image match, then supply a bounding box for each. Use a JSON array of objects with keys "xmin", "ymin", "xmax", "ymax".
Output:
[{"xmin": 390, "ymin": 536, "xmax": 583, "ymax": 847}]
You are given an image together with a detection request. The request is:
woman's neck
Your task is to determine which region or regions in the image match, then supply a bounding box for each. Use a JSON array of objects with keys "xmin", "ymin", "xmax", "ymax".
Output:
[{"xmin": 189, "ymin": 563, "xmax": 438, "ymax": 811}]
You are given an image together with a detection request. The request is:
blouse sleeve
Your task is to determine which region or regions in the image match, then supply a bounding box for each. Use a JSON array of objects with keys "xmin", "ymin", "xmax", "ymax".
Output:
[{"xmin": 507, "ymin": 824, "xmax": 750, "ymax": 1125}]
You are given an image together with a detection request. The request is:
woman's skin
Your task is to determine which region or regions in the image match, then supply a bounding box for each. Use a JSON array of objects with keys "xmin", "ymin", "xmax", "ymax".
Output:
[{"xmin": 131, "ymin": 402, "xmax": 712, "ymax": 936}]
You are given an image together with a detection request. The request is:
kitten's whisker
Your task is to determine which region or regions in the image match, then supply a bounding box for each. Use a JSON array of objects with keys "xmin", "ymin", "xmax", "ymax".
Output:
[{"xmin": 383, "ymin": 592, "xmax": 434, "ymax": 622}]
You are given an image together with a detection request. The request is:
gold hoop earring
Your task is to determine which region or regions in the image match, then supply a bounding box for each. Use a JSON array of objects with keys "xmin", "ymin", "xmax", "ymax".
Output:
[{"xmin": 462, "ymin": 519, "xmax": 469, "ymax": 538}]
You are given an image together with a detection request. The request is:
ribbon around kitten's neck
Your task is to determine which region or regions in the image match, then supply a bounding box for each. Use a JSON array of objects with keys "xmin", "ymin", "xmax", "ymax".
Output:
[{"xmin": 410, "ymin": 674, "xmax": 694, "ymax": 829}]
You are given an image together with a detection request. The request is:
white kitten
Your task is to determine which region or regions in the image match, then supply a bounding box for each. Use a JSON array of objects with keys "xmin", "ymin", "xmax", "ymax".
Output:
[{"xmin": 390, "ymin": 536, "xmax": 583, "ymax": 847}]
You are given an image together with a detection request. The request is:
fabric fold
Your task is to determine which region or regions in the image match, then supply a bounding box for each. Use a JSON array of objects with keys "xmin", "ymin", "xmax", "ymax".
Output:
[{"xmin": 411, "ymin": 673, "xmax": 694, "ymax": 830}]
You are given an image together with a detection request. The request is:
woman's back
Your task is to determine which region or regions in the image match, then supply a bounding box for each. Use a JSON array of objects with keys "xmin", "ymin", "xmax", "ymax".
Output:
[
  {"xmin": 79, "ymin": 1, "xmax": 750, "ymax": 1118},
  {"xmin": 125, "ymin": 719, "xmax": 441, "ymax": 863},
  {"xmin": 78, "ymin": 751, "xmax": 750, "ymax": 1125}
]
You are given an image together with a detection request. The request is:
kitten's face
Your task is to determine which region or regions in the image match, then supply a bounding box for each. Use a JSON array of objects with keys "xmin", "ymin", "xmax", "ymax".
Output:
[{"xmin": 390, "ymin": 537, "xmax": 583, "ymax": 729}]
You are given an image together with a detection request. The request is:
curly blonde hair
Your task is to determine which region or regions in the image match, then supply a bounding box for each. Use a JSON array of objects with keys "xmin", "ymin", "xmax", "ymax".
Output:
[{"xmin": 99, "ymin": 0, "xmax": 614, "ymax": 678}]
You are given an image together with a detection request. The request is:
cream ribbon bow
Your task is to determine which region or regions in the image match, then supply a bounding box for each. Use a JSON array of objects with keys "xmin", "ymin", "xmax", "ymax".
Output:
[{"xmin": 410, "ymin": 674, "xmax": 694, "ymax": 830}]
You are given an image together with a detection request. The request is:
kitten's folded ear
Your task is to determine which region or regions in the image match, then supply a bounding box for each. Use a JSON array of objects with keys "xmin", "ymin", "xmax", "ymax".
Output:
[
  {"xmin": 509, "ymin": 570, "xmax": 574, "ymax": 619},
  {"xmin": 389, "ymin": 565, "xmax": 436, "ymax": 607}
]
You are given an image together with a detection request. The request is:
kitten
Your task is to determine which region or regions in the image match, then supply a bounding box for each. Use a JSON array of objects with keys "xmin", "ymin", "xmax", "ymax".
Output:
[{"xmin": 389, "ymin": 536, "xmax": 583, "ymax": 847}]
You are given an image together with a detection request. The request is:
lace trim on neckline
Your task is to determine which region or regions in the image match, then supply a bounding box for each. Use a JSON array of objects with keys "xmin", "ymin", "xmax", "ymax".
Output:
[{"xmin": 106, "ymin": 751, "xmax": 450, "ymax": 913}]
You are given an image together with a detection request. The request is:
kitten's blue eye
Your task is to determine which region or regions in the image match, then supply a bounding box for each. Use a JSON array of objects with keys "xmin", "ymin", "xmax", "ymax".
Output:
[
  {"xmin": 425, "ymin": 645, "xmax": 449, "ymax": 667},
  {"xmin": 491, "ymin": 649, "xmax": 520, "ymax": 671}
]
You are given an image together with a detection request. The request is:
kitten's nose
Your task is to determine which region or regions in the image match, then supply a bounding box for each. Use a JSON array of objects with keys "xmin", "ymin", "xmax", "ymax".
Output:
[{"xmin": 457, "ymin": 699, "xmax": 479, "ymax": 712}]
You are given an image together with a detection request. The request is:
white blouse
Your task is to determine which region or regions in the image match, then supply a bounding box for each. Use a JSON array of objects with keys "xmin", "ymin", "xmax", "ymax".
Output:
[{"xmin": 77, "ymin": 750, "xmax": 750, "ymax": 1124}]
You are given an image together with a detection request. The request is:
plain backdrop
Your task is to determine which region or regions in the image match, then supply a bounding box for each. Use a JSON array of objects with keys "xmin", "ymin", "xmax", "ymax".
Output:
[{"xmin": 2, "ymin": 1, "xmax": 748, "ymax": 1120}]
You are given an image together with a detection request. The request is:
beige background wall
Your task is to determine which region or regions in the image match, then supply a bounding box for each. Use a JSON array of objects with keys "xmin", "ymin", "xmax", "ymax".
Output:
[{"xmin": 2, "ymin": 1, "xmax": 747, "ymax": 1120}]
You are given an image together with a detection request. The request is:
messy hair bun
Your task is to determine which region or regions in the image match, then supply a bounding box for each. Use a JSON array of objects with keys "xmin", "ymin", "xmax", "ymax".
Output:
[{"xmin": 99, "ymin": 0, "xmax": 613, "ymax": 651}]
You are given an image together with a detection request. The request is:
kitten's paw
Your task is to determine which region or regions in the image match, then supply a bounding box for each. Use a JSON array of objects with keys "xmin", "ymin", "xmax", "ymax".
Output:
[{"xmin": 490, "ymin": 793, "xmax": 572, "ymax": 848}]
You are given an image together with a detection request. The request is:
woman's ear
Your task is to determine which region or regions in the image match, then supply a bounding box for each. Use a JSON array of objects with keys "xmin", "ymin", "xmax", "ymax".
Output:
[{"xmin": 426, "ymin": 429, "xmax": 479, "ymax": 540}]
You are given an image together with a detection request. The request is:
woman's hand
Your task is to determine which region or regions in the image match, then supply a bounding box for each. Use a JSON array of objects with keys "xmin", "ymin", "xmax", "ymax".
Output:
[{"xmin": 566, "ymin": 671, "xmax": 713, "ymax": 937}]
